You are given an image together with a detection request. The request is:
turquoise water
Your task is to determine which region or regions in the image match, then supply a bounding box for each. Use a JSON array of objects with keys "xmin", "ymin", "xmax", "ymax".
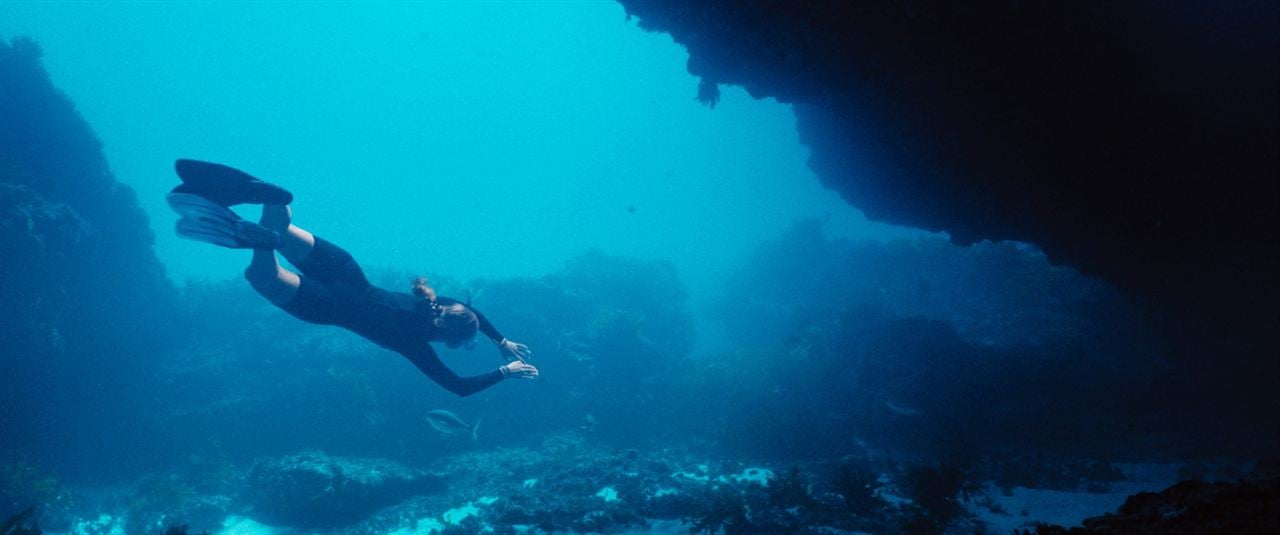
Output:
[{"xmin": 0, "ymin": 1, "xmax": 909, "ymax": 316}]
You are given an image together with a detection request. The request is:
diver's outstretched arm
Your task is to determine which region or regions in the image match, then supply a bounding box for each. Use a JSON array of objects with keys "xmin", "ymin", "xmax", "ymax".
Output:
[{"xmin": 465, "ymin": 304, "xmax": 533, "ymax": 362}]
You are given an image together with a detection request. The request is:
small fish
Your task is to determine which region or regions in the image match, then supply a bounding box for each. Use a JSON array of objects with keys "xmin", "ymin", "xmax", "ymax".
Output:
[
  {"xmin": 884, "ymin": 400, "xmax": 922, "ymax": 417},
  {"xmin": 425, "ymin": 409, "xmax": 481, "ymax": 441}
]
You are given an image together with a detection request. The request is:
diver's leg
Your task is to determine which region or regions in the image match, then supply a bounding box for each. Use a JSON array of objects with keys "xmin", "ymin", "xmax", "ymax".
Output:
[
  {"xmin": 244, "ymin": 247, "xmax": 300, "ymax": 306},
  {"xmin": 245, "ymin": 250, "xmax": 344, "ymax": 326},
  {"xmin": 249, "ymin": 205, "xmax": 364, "ymax": 327},
  {"xmin": 260, "ymin": 204, "xmax": 316, "ymax": 267},
  {"xmin": 259, "ymin": 203, "xmax": 373, "ymax": 294}
]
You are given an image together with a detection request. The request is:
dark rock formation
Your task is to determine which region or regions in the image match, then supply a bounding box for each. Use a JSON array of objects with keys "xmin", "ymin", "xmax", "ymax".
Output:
[
  {"xmin": 1023, "ymin": 469, "xmax": 1280, "ymax": 534},
  {"xmin": 0, "ymin": 508, "xmax": 41, "ymax": 535},
  {"xmin": 617, "ymin": 0, "xmax": 1278, "ymax": 449},
  {"xmin": 241, "ymin": 451, "xmax": 447, "ymax": 528},
  {"xmin": 1, "ymin": 36, "xmax": 176, "ymax": 477}
]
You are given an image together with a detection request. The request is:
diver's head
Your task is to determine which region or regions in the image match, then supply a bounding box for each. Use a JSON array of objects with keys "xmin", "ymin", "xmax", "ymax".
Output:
[{"xmin": 435, "ymin": 303, "xmax": 479, "ymax": 349}]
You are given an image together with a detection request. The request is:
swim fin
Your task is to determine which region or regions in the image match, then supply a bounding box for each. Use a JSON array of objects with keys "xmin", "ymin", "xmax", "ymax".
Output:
[
  {"xmin": 167, "ymin": 193, "xmax": 282, "ymax": 249},
  {"xmin": 172, "ymin": 159, "xmax": 294, "ymax": 206}
]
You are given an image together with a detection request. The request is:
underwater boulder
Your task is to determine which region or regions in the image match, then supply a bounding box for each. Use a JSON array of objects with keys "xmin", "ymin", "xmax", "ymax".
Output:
[{"xmin": 240, "ymin": 450, "xmax": 446, "ymax": 528}]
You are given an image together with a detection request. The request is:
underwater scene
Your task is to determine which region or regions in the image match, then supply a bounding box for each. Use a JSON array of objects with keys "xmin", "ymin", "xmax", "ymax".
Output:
[{"xmin": 1, "ymin": 2, "xmax": 1277, "ymax": 534}]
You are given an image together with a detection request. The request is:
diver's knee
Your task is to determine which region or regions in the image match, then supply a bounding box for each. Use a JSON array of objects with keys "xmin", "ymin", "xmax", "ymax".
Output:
[
  {"xmin": 243, "ymin": 264, "xmax": 275, "ymax": 290},
  {"xmin": 243, "ymin": 270, "xmax": 291, "ymax": 307},
  {"xmin": 245, "ymin": 268, "xmax": 299, "ymax": 306}
]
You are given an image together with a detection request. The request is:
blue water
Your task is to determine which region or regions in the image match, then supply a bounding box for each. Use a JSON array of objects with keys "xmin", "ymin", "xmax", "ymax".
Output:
[{"xmin": 0, "ymin": 2, "xmax": 1261, "ymax": 534}]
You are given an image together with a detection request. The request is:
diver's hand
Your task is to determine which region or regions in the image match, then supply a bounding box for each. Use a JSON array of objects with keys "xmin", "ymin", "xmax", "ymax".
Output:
[
  {"xmin": 501, "ymin": 361, "xmax": 539, "ymax": 380},
  {"xmin": 498, "ymin": 338, "xmax": 532, "ymax": 362}
]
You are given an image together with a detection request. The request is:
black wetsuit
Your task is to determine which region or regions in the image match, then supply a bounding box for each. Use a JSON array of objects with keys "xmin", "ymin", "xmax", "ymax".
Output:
[{"xmin": 279, "ymin": 237, "xmax": 505, "ymax": 396}]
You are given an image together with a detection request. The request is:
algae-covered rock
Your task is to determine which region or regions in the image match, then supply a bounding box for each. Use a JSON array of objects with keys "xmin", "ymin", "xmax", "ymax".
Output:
[{"xmin": 241, "ymin": 451, "xmax": 446, "ymax": 528}]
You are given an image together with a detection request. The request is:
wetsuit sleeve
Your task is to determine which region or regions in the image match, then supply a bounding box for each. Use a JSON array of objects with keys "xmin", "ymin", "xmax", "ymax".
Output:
[
  {"xmin": 399, "ymin": 344, "xmax": 504, "ymax": 397},
  {"xmin": 471, "ymin": 307, "xmax": 505, "ymax": 343},
  {"xmin": 436, "ymin": 296, "xmax": 505, "ymax": 343}
]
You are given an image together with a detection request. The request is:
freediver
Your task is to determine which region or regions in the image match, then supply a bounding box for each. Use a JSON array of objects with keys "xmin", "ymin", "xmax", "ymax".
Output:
[{"xmin": 166, "ymin": 159, "xmax": 538, "ymax": 396}]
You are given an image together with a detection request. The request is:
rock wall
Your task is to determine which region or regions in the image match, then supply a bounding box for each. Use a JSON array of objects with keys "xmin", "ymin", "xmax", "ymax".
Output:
[
  {"xmin": 0, "ymin": 37, "xmax": 177, "ymax": 478},
  {"xmin": 617, "ymin": 0, "xmax": 1278, "ymax": 383}
]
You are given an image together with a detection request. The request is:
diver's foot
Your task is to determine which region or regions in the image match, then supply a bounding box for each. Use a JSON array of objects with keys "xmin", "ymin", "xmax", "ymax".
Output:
[
  {"xmin": 235, "ymin": 220, "xmax": 284, "ymax": 249},
  {"xmin": 173, "ymin": 159, "xmax": 293, "ymax": 207},
  {"xmin": 258, "ymin": 204, "xmax": 292, "ymax": 234},
  {"xmin": 168, "ymin": 192, "xmax": 283, "ymax": 249}
]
